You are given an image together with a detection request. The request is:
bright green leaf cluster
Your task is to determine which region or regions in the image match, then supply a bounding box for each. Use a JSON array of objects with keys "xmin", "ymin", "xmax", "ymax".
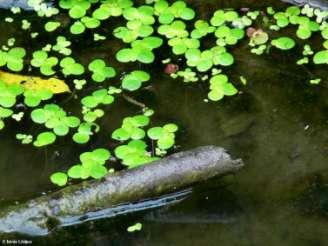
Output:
[
  {"xmin": 81, "ymin": 89, "xmax": 115, "ymax": 108},
  {"xmin": 147, "ymin": 123, "xmax": 178, "ymax": 150},
  {"xmin": 116, "ymin": 36, "xmax": 163, "ymax": 63},
  {"xmin": 60, "ymin": 57, "xmax": 85, "ymax": 76},
  {"xmin": 271, "ymin": 37, "xmax": 296, "ymax": 50},
  {"xmin": 0, "ymin": 47, "xmax": 26, "ymax": 72},
  {"xmin": 31, "ymin": 50, "xmax": 58, "ymax": 76},
  {"xmin": 208, "ymin": 74, "xmax": 238, "ymax": 101},
  {"xmin": 31, "ymin": 104, "xmax": 80, "ymax": 137},
  {"xmin": 88, "ymin": 59, "xmax": 116, "ymax": 82},
  {"xmin": 121, "ymin": 70, "xmax": 150, "ymax": 91},
  {"xmin": 154, "ymin": 0, "xmax": 195, "ymax": 24},
  {"xmin": 73, "ymin": 122, "xmax": 97, "ymax": 144},
  {"xmin": 92, "ymin": 0, "xmax": 133, "ymax": 20},
  {"xmin": 114, "ymin": 139, "xmax": 159, "ymax": 168},
  {"xmin": 112, "ymin": 114, "xmax": 150, "ymax": 141},
  {"xmin": 0, "ymin": 107, "xmax": 13, "ymax": 130},
  {"xmin": 185, "ymin": 46, "xmax": 234, "ymax": 72},
  {"xmin": 67, "ymin": 148, "xmax": 111, "ymax": 180},
  {"xmin": 0, "ymin": 80, "xmax": 24, "ymax": 108}
]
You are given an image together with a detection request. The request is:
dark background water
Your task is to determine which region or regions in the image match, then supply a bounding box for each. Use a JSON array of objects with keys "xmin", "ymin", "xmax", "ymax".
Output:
[{"xmin": 1, "ymin": 0, "xmax": 328, "ymax": 245}]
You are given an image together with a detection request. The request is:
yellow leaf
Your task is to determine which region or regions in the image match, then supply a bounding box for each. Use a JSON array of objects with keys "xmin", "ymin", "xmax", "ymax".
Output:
[{"xmin": 0, "ymin": 70, "xmax": 70, "ymax": 94}]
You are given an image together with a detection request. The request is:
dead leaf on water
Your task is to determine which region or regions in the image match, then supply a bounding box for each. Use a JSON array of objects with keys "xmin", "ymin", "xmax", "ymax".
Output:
[{"xmin": 0, "ymin": 70, "xmax": 70, "ymax": 94}]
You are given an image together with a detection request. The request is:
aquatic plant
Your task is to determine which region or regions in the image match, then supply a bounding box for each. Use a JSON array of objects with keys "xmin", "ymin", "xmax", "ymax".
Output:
[
  {"xmin": 116, "ymin": 36, "xmax": 163, "ymax": 63},
  {"xmin": 52, "ymin": 36, "xmax": 72, "ymax": 56},
  {"xmin": 16, "ymin": 134, "xmax": 33, "ymax": 144},
  {"xmin": 114, "ymin": 139, "xmax": 159, "ymax": 168},
  {"xmin": 34, "ymin": 131, "xmax": 57, "ymax": 147},
  {"xmin": 112, "ymin": 114, "xmax": 150, "ymax": 141},
  {"xmin": 92, "ymin": 0, "xmax": 133, "ymax": 20},
  {"xmin": 88, "ymin": 59, "xmax": 116, "ymax": 82},
  {"xmin": 72, "ymin": 122, "xmax": 95, "ymax": 144},
  {"xmin": 23, "ymin": 89, "xmax": 53, "ymax": 107},
  {"xmin": 44, "ymin": 21, "xmax": 61, "ymax": 32},
  {"xmin": 127, "ymin": 222, "xmax": 142, "ymax": 232},
  {"xmin": 0, "ymin": 80, "xmax": 23, "ymax": 108},
  {"xmin": 147, "ymin": 123, "xmax": 178, "ymax": 150},
  {"xmin": 50, "ymin": 172, "xmax": 68, "ymax": 186},
  {"xmin": 0, "ymin": 0, "xmax": 327, "ymax": 187},
  {"xmin": 81, "ymin": 89, "xmax": 115, "ymax": 108},
  {"xmin": 60, "ymin": 57, "xmax": 85, "ymax": 76},
  {"xmin": 208, "ymin": 74, "xmax": 238, "ymax": 101},
  {"xmin": 66, "ymin": 148, "xmax": 111, "ymax": 180},
  {"xmin": 313, "ymin": 50, "xmax": 328, "ymax": 64},
  {"xmin": 121, "ymin": 70, "xmax": 150, "ymax": 91},
  {"xmin": 31, "ymin": 104, "xmax": 80, "ymax": 138},
  {"xmin": 0, "ymin": 107, "xmax": 13, "ymax": 130},
  {"xmin": 0, "ymin": 47, "xmax": 26, "ymax": 72},
  {"xmin": 31, "ymin": 50, "xmax": 59, "ymax": 76},
  {"xmin": 271, "ymin": 37, "xmax": 296, "ymax": 50}
]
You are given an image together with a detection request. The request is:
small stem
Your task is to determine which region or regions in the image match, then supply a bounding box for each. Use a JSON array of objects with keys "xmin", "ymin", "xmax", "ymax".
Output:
[
  {"xmin": 122, "ymin": 93, "xmax": 146, "ymax": 108},
  {"xmin": 151, "ymin": 140, "xmax": 155, "ymax": 157},
  {"xmin": 60, "ymin": 89, "xmax": 76, "ymax": 106}
]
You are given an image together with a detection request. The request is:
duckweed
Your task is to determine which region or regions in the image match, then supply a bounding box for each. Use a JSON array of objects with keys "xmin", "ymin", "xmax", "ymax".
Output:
[{"xmin": 0, "ymin": 0, "xmax": 327, "ymax": 187}]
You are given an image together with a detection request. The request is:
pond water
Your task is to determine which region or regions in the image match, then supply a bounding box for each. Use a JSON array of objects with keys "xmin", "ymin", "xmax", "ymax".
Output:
[{"xmin": 1, "ymin": 0, "xmax": 328, "ymax": 245}]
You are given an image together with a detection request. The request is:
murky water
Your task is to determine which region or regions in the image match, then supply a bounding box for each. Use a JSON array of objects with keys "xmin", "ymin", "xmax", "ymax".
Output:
[{"xmin": 1, "ymin": 0, "xmax": 328, "ymax": 245}]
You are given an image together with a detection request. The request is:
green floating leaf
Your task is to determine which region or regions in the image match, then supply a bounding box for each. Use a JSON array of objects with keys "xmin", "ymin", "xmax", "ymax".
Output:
[
  {"xmin": 60, "ymin": 57, "xmax": 85, "ymax": 76},
  {"xmin": 121, "ymin": 70, "xmax": 150, "ymax": 91},
  {"xmin": 53, "ymin": 36, "xmax": 72, "ymax": 56},
  {"xmin": 81, "ymin": 16, "xmax": 100, "ymax": 29},
  {"xmin": 31, "ymin": 50, "xmax": 58, "ymax": 76},
  {"xmin": 147, "ymin": 123, "xmax": 178, "ymax": 150},
  {"xmin": 0, "ymin": 47, "xmax": 26, "ymax": 72},
  {"xmin": 116, "ymin": 36, "xmax": 163, "ymax": 64},
  {"xmin": 92, "ymin": 0, "xmax": 133, "ymax": 20},
  {"xmin": 123, "ymin": 6, "xmax": 155, "ymax": 25},
  {"xmin": 81, "ymin": 89, "xmax": 115, "ymax": 108},
  {"xmin": 309, "ymin": 78, "xmax": 321, "ymax": 84},
  {"xmin": 0, "ymin": 80, "xmax": 24, "ymax": 108},
  {"xmin": 73, "ymin": 122, "xmax": 94, "ymax": 144},
  {"xmin": 185, "ymin": 46, "xmax": 234, "ymax": 72},
  {"xmin": 191, "ymin": 20, "xmax": 215, "ymax": 39},
  {"xmin": 208, "ymin": 74, "xmax": 238, "ymax": 101},
  {"xmin": 88, "ymin": 59, "xmax": 116, "ymax": 82},
  {"xmin": 112, "ymin": 114, "xmax": 150, "ymax": 141},
  {"xmin": 271, "ymin": 37, "xmax": 295, "ymax": 50},
  {"xmin": 33, "ymin": 131, "xmax": 57, "ymax": 147},
  {"xmin": 50, "ymin": 172, "xmax": 68, "ymax": 186},
  {"xmin": 127, "ymin": 223, "xmax": 142, "ymax": 232},
  {"xmin": 45, "ymin": 21, "xmax": 61, "ymax": 32},
  {"xmin": 65, "ymin": 148, "xmax": 111, "ymax": 180},
  {"xmin": 31, "ymin": 104, "xmax": 80, "ymax": 137},
  {"xmin": 24, "ymin": 89, "xmax": 53, "ymax": 107},
  {"xmin": 313, "ymin": 50, "xmax": 328, "ymax": 64},
  {"xmin": 70, "ymin": 21, "xmax": 86, "ymax": 34},
  {"xmin": 114, "ymin": 140, "xmax": 158, "ymax": 168}
]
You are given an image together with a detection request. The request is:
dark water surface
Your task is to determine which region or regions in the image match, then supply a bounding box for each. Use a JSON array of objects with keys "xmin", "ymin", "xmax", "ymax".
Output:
[{"xmin": 1, "ymin": 0, "xmax": 328, "ymax": 245}]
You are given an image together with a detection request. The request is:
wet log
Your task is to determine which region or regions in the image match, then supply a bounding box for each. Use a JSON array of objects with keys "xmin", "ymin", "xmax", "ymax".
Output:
[
  {"xmin": 0, "ymin": 0, "xmax": 32, "ymax": 10},
  {"xmin": 0, "ymin": 146, "xmax": 243, "ymax": 236},
  {"xmin": 280, "ymin": 0, "xmax": 328, "ymax": 10}
]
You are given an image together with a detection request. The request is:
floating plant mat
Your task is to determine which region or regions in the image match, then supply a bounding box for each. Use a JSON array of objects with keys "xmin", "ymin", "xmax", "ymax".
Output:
[{"xmin": 1, "ymin": 0, "xmax": 328, "ymax": 243}]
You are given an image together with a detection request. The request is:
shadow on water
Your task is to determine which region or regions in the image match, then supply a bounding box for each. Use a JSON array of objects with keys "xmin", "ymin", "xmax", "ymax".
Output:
[{"xmin": 1, "ymin": 0, "xmax": 328, "ymax": 245}]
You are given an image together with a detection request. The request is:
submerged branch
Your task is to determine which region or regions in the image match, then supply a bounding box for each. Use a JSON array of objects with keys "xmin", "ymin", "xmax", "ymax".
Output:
[
  {"xmin": 0, "ymin": 146, "xmax": 243, "ymax": 236},
  {"xmin": 122, "ymin": 93, "xmax": 146, "ymax": 108}
]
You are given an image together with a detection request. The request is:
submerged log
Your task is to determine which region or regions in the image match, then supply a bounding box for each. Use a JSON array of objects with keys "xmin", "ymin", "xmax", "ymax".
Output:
[
  {"xmin": 0, "ymin": 146, "xmax": 243, "ymax": 236},
  {"xmin": 0, "ymin": 0, "xmax": 32, "ymax": 10},
  {"xmin": 280, "ymin": 0, "xmax": 328, "ymax": 10}
]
